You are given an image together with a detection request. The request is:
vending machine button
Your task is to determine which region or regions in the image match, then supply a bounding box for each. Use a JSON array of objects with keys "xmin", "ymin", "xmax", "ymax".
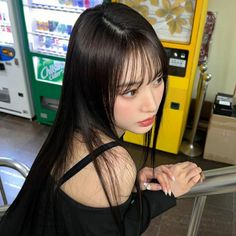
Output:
[
  {"xmin": 174, "ymin": 52, "xmax": 178, "ymax": 57},
  {"xmin": 0, "ymin": 63, "xmax": 5, "ymax": 70},
  {"xmin": 14, "ymin": 58, "xmax": 19, "ymax": 66},
  {"xmin": 170, "ymin": 102, "xmax": 180, "ymax": 110}
]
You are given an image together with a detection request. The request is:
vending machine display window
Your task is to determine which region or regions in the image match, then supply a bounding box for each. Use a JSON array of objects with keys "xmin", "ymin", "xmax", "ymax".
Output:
[
  {"xmin": 0, "ymin": 0, "xmax": 14, "ymax": 46},
  {"xmin": 120, "ymin": 0, "xmax": 196, "ymax": 44},
  {"xmin": 19, "ymin": 0, "xmax": 103, "ymax": 124},
  {"xmin": 0, "ymin": 0, "xmax": 34, "ymax": 118}
]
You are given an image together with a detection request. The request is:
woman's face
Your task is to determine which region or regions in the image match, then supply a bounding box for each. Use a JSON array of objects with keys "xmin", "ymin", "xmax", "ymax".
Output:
[{"xmin": 114, "ymin": 56, "xmax": 165, "ymax": 137}]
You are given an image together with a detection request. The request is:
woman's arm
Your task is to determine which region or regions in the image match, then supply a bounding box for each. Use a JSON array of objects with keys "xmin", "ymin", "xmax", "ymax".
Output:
[{"xmin": 137, "ymin": 162, "xmax": 203, "ymax": 197}]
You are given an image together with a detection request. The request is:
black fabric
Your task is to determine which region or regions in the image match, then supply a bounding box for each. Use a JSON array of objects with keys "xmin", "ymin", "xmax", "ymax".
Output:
[
  {"xmin": 0, "ymin": 141, "xmax": 176, "ymax": 236},
  {"xmin": 58, "ymin": 141, "xmax": 118, "ymax": 187}
]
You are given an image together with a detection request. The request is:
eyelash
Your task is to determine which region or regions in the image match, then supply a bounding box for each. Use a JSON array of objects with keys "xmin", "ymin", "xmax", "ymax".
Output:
[
  {"xmin": 152, "ymin": 76, "xmax": 163, "ymax": 85},
  {"xmin": 121, "ymin": 89, "xmax": 138, "ymax": 97},
  {"xmin": 120, "ymin": 76, "xmax": 164, "ymax": 97}
]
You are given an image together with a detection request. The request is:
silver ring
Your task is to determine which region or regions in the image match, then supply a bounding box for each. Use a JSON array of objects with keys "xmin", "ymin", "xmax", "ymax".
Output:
[{"xmin": 143, "ymin": 182, "xmax": 151, "ymax": 190}]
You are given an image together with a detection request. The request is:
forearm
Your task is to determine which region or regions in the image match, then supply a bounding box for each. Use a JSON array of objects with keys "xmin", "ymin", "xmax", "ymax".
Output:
[{"xmin": 124, "ymin": 190, "xmax": 176, "ymax": 235}]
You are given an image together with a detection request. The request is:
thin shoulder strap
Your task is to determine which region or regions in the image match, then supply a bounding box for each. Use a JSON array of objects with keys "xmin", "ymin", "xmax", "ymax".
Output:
[{"xmin": 58, "ymin": 141, "xmax": 119, "ymax": 187}]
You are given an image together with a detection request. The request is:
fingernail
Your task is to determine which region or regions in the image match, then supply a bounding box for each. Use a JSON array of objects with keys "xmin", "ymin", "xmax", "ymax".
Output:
[
  {"xmin": 172, "ymin": 176, "xmax": 175, "ymax": 182},
  {"xmin": 164, "ymin": 189, "xmax": 167, "ymax": 196},
  {"xmin": 168, "ymin": 190, "xmax": 172, "ymax": 196}
]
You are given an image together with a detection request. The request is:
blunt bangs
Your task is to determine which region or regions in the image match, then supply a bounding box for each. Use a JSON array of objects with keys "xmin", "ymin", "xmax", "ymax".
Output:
[{"xmin": 116, "ymin": 36, "xmax": 168, "ymax": 95}]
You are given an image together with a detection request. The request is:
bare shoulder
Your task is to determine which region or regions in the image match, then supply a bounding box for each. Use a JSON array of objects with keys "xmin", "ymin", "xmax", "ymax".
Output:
[
  {"xmin": 61, "ymin": 141, "xmax": 137, "ymax": 207},
  {"xmin": 105, "ymin": 144, "xmax": 137, "ymax": 196}
]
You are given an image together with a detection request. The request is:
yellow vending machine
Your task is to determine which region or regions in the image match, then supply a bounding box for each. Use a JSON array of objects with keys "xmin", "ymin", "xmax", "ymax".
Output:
[{"xmin": 118, "ymin": 0, "xmax": 208, "ymax": 154}]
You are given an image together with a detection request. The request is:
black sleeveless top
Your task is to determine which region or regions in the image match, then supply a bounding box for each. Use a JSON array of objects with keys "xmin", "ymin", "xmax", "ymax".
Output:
[{"xmin": 0, "ymin": 141, "xmax": 176, "ymax": 236}]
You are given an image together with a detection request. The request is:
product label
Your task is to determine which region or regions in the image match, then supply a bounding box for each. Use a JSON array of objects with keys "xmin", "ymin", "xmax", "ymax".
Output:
[
  {"xmin": 219, "ymin": 100, "xmax": 230, "ymax": 106},
  {"xmin": 169, "ymin": 58, "xmax": 186, "ymax": 68},
  {"xmin": 35, "ymin": 57, "xmax": 65, "ymax": 85}
]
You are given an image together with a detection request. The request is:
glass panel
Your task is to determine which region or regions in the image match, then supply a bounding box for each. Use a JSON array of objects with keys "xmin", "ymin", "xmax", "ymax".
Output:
[
  {"xmin": 27, "ymin": 0, "xmax": 102, "ymax": 9},
  {"xmin": 119, "ymin": 0, "xmax": 196, "ymax": 44},
  {"xmin": 0, "ymin": 167, "xmax": 25, "ymax": 204},
  {"xmin": 0, "ymin": 0, "xmax": 14, "ymax": 46},
  {"xmin": 22, "ymin": 0, "xmax": 103, "ymax": 57}
]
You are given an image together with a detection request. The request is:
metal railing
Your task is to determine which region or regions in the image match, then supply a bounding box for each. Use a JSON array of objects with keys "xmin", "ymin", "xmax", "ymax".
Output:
[
  {"xmin": 180, "ymin": 165, "xmax": 236, "ymax": 236},
  {"xmin": 0, "ymin": 157, "xmax": 236, "ymax": 236},
  {"xmin": 0, "ymin": 157, "xmax": 30, "ymax": 216}
]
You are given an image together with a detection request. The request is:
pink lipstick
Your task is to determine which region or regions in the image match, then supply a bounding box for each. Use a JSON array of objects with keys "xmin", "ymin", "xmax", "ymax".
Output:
[{"xmin": 138, "ymin": 116, "xmax": 155, "ymax": 127}]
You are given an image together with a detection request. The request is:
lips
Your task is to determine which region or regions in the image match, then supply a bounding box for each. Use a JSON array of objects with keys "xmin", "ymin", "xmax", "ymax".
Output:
[{"xmin": 138, "ymin": 116, "xmax": 155, "ymax": 127}]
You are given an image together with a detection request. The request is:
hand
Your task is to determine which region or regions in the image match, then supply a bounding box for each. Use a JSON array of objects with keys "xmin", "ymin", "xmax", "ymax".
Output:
[
  {"xmin": 169, "ymin": 161, "xmax": 203, "ymax": 197},
  {"xmin": 138, "ymin": 166, "xmax": 175, "ymax": 195}
]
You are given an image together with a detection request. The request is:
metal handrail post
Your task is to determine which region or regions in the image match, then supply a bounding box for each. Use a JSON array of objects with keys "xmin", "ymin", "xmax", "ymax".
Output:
[
  {"xmin": 204, "ymin": 165, "xmax": 236, "ymax": 177},
  {"xmin": 0, "ymin": 157, "xmax": 30, "ymax": 178},
  {"xmin": 181, "ymin": 173, "xmax": 236, "ymax": 198},
  {"xmin": 180, "ymin": 66, "xmax": 212, "ymax": 157},
  {"xmin": 187, "ymin": 196, "xmax": 207, "ymax": 236},
  {"xmin": 180, "ymin": 166, "xmax": 236, "ymax": 236},
  {"xmin": 195, "ymin": 64, "xmax": 208, "ymax": 112},
  {"xmin": 0, "ymin": 177, "xmax": 8, "ymax": 205},
  {"xmin": 0, "ymin": 157, "xmax": 30, "ymax": 215}
]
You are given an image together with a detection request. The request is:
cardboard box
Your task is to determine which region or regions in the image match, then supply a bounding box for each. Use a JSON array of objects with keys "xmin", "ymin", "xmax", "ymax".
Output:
[{"xmin": 204, "ymin": 113, "xmax": 236, "ymax": 164}]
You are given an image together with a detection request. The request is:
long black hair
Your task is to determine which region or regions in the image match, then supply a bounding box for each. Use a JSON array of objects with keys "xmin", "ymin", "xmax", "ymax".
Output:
[{"xmin": 0, "ymin": 3, "xmax": 168, "ymax": 235}]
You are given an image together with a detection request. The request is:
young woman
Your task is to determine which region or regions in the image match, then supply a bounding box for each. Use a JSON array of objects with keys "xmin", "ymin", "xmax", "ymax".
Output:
[{"xmin": 0, "ymin": 3, "xmax": 202, "ymax": 235}]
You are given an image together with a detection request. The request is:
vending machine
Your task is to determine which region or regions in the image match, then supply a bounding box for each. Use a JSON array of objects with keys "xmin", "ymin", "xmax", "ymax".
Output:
[
  {"xmin": 119, "ymin": 0, "xmax": 208, "ymax": 154},
  {"xmin": 0, "ymin": 0, "xmax": 34, "ymax": 119},
  {"xmin": 17, "ymin": 0, "xmax": 103, "ymax": 125}
]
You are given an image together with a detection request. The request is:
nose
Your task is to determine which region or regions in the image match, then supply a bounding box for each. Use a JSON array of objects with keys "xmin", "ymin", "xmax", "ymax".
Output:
[{"xmin": 140, "ymin": 88, "xmax": 158, "ymax": 113}]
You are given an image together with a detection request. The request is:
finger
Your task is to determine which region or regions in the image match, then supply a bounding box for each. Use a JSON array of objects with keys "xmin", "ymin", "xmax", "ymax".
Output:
[
  {"xmin": 200, "ymin": 172, "xmax": 205, "ymax": 182},
  {"xmin": 138, "ymin": 168, "xmax": 153, "ymax": 182},
  {"xmin": 183, "ymin": 162, "xmax": 197, "ymax": 170},
  {"xmin": 173, "ymin": 161, "xmax": 191, "ymax": 168},
  {"xmin": 155, "ymin": 166, "xmax": 175, "ymax": 181},
  {"xmin": 186, "ymin": 167, "xmax": 202, "ymax": 181},
  {"xmin": 189, "ymin": 174, "xmax": 201, "ymax": 187},
  {"xmin": 166, "ymin": 164, "xmax": 174, "ymax": 167},
  {"xmin": 143, "ymin": 182, "xmax": 162, "ymax": 191},
  {"xmin": 156, "ymin": 174, "xmax": 171, "ymax": 196},
  {"xmin": 192, "ymin": 172, "xmax": 205, "ymax": 184},
  {"xmin": 155, "ymin": 174, "xmax": 166, "ymax": 189}
]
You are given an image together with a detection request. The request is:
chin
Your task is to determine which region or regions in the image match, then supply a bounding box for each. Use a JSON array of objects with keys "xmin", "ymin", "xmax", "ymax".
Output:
[{"xmin": 130, "ymin": 126, "xmax": 153, "ymax": 134}]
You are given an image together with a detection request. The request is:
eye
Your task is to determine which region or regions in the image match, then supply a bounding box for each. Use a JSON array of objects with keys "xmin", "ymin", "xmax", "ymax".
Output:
[
  {"xmin": 152, "ymin": 76, "xmax": 163, "ymax": 86},
  {"xmin": 121, "ymin": 89, "xmax": 138, "ymax": 97}
]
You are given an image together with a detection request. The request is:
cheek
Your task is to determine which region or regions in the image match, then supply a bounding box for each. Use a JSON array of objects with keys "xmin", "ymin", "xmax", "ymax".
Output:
[{"xmin": 114, "ymin": 97, "xmax": 134, "ymax": 121}]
